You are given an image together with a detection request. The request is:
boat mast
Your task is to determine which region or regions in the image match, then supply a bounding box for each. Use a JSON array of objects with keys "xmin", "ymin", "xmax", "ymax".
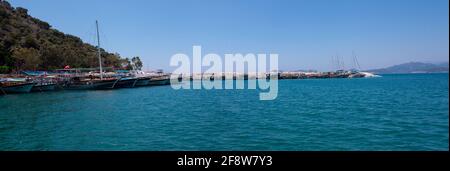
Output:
[
  {"xmin": 352, "ymin": 51, "xmax": 361, "ymax": 70},
  {"xmin": 335, "ymin": 53, "xmax": 342, "ymax": 71},
  {"xmin": 96, "ymin": 20, "xmax": 103, "ymax": 80}
]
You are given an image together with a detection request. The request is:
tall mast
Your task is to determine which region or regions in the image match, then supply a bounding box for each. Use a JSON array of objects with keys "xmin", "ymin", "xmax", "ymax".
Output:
[
  {"xmin": 335, "ymin": 54, "xmax": 341, "ymax": 70},
  {"xmin": 96, "ymin": 20, "xmax": 103, "ymax": 80},
  {"xmin": 352, "ymin": 51, "xmax": 361, "ymax": 70}
]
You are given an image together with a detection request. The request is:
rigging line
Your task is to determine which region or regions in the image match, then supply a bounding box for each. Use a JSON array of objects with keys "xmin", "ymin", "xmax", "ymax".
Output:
[
  {"xmin": 352, "ymin": 50, "xmax": 357, "ymax": 70},
  {"xmin": 353, "ymin": 51, "xmax": 361, "ymax": 70}
]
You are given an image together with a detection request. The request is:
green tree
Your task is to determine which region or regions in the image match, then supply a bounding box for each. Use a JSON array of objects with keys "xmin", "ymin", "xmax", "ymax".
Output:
[
  {"xmin": 0, "ymin": 65, "xmax": 10, "ymax": 74},
  {"xmin": 131, "ymin": 56, "xmax": 143, "ymax": 71},
  {"xmin": 15, "ymin": 7, "xmax": 28, "ymax": 17},
  {"xmin": 23, "ymin": 35, "xmax": 39, "ymax": 49},
  {"xmin": 121, "ymin": 58, "xmax": 132, "ymax": 70},
  {"xmin": 11, "ymin": 47, "xmax": 42, "ymax": 70},
  {"xmin": 40, "ymin": 44, "xmax": 63, "ymax": 69}
]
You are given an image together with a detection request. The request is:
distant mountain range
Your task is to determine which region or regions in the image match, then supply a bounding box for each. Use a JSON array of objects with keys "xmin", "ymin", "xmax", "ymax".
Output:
[{"xmin": 365, "ymin": 62, "xmax": 449, "ymax": 74}]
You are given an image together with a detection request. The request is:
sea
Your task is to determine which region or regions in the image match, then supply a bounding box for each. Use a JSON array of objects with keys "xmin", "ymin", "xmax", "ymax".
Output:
[{"xmin": 0, "ymin": 73, "xmax": 448, "ymax": 150}]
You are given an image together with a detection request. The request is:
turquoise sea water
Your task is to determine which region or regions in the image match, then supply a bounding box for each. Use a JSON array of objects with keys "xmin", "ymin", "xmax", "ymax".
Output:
[{"xmin": 0, "ymin": 73, "xmax": 448, "ymax": 150}]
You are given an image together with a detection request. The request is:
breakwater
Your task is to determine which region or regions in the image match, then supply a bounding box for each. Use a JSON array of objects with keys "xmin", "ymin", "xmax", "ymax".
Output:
[{"xmin": 175, "ymin": 71, "xmax": 378, "ymax": 81}]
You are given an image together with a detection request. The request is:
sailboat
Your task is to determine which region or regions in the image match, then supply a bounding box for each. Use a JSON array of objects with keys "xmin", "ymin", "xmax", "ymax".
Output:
[
  {"xmin": 31, "ymin": 81, "xmax": 57, "ymax": 92},
  {"xmin": 113, "ymin": 77, "xmax": 138, "ymax": 88},
  {"xmin": 135, "ymin": 76, "xmax": 151, "ymax": 86},
  {"xmin": 114, "ymin": 63, "xmax": 151, "ymax": 88},
  {"xmin": 113, "ymin": 70, "xmax": 139, "ymax": 88},
  {"xmin": 64, "ymin": 21, "xmax": 119, "ymax": 90},
  {"xmin": 0, "ymin": 78, "xmax": 34, "ymax": 94},
  {"xmin": 148, "ymin": 72, "xmax": 170, "ymax": 86},
  {"xmin": 133, "ymin": 71, "xmax": 152, "ymax": 87}
]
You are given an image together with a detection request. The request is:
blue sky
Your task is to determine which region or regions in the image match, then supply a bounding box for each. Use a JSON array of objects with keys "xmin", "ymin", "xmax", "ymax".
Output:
[{"xmin": 8, "ymin": 0, "xmax": 449, "ymax": 71}]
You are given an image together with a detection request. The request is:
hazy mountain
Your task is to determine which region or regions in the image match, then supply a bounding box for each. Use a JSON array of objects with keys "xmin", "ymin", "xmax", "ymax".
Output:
[
  {"xmin": 435, "ymin": 62, "xmax": 450, "ymax": 68},
  {"xmin": 366, "ymin": 62, "xmax": 449, "ymax": 74}
]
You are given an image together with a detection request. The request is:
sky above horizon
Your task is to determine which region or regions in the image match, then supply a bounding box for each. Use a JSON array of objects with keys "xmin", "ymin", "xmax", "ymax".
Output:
[{"xmin": 8, "ymin": 0, "xmax": 449, "ymax": 71}]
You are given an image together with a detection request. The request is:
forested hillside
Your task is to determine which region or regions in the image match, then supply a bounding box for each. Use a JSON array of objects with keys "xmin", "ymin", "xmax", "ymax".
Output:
[{"xmin": 0, "ymin": 0, "xmax": 132, "ymax": 73}]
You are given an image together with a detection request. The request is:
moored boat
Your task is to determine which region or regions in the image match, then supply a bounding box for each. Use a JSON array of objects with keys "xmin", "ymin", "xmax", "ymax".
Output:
[
  {"xmin": 65, "ymin": 21, "xmax": 120, "ymax": 91},
  {"xmin": 64, "ymin": 77, "xmax": 118, "ymax": 90},
  {"xmin": 31, "ymin": 83, "xmax": 57, "ymax": 92},
  {"xmin": 148, "ymin": 77, "xmax": 170, "ymax": 86},
  {"xmin": 113, "ymin": 77, "xmax": 138, "ymax": 88},
  {"xmin": 31, "ymin": 76, "xmax": 58, "ymax": 92},
  {"xmin": 135, "ymin": 77, "xmax": 151, "ymax": 86},
  {"xmin": 0, "ymin": 82, "xmax": 34, "ymax": 94}
]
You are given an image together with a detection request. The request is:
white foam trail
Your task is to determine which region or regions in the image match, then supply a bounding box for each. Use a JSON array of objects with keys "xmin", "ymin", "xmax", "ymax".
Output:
[{"xmin": 359, "ymin": 72, "xmax": 381, "ymax": 78}]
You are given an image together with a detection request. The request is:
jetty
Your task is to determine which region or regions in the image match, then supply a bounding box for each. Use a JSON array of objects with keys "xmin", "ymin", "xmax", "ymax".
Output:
[{"xmin": 174, "ymin": 70, "xmax": 378, "ymax": 81}]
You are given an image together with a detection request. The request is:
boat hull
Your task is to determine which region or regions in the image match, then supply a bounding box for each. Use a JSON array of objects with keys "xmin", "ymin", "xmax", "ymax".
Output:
[
  {"xmin": 114, "ymin": 78, "xmax": 138, "ymax": 88},
  {"xmin": 65, "ymin": 79, "xmax": 118, "ymax": 90},
  {"xmin": 135, "ymin": 77, "xmax": 151, "ymax": 86},
  {"xmin": 148, "ymin": 78, "xmax": 170, "ymax": 86},
  {"xmin": 31, "ymin": 84, "xmax": 56, "ymax": 92},
  {"xmin": 1, "ymin": 83, "xmax": 34, "ymax": 94}
]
